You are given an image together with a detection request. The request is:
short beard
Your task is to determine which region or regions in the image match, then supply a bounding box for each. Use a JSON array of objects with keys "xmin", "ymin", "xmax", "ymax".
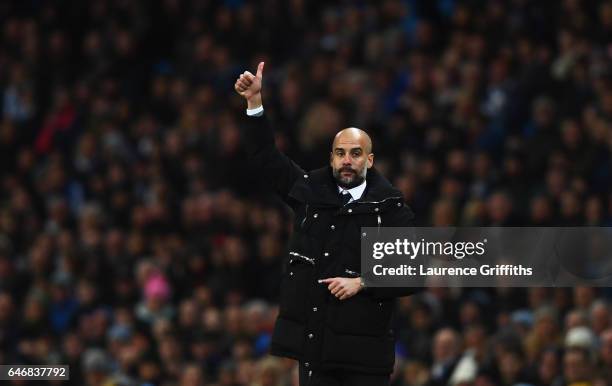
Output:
[{"xmin": 333, "ymin": 167, "xmax": 366, "ymax": 189}]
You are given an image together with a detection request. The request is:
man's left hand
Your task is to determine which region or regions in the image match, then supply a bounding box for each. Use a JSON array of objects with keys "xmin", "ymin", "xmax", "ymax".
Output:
[{"xmin": 319, "ymin": 277, "xmax": 362, "ymax": 300}]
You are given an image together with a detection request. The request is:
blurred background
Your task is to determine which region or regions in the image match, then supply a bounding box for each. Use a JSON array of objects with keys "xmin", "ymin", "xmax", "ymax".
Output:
[{"xmin": 0, "ymin": 0, "xmax": 611, "ymax": 385}]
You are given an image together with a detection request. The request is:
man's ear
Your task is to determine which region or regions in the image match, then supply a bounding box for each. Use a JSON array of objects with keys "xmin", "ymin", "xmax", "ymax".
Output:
[
  {"xmin": 329, "ymin": 151, "xmax": 334, "ymax": 166},
  {"xmin": 367, "ymin": 153, "xmax": 374, "ymax": 168}
]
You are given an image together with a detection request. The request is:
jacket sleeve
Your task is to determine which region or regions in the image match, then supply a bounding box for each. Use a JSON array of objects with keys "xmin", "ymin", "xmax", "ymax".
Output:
[
  {"xmin": 362, "ymin": 204, "xmax": 425, "ymax": 300},
  {"xmin": 241, "ymin": 114, "xmax": 305, "ymax": 203}
]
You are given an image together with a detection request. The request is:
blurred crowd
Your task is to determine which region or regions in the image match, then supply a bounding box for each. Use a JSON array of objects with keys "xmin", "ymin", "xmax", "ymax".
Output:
[{"xmin": 0, "ymin": 0, "xmax": 611, "ymax": 385}]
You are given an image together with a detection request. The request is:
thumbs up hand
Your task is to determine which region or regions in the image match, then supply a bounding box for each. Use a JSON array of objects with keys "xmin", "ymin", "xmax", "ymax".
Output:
[{"xmin": 235, "ymin": 61, "xmax": 265, "ymax": 109}]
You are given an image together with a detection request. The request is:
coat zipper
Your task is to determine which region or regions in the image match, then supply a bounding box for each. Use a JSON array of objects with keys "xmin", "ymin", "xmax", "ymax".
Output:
[
  {"xmin": 289, "ymin": 251, "xmax": 315, "ymax": 265},
  {"xmin": 355, "ymin": 196, "xmax": 403, "ymax": 205},
  {"xmin": 301, "ymin": 204, "xmax": 309, "ymax": 228}
]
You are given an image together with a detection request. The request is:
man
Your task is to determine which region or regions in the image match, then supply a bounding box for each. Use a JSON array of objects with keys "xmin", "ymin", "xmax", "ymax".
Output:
[
  {"xmin": 235, "ymin": 62, "xmax": 419, "ymax": 386},
  {"xmin": 428, "ymin": 328, "xmax": 461, "ymax": 386}
]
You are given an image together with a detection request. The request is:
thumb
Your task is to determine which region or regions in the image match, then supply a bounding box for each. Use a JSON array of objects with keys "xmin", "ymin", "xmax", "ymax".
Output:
[{"xmin": 256, "ymin": 61, "xmax": 265, "ymax": 78}]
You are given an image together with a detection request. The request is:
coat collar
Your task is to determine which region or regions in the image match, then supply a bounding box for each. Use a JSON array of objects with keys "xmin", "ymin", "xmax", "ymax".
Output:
[{"xmin": 288, "ymin": 166, "xmax": 404, "ymax": 208}]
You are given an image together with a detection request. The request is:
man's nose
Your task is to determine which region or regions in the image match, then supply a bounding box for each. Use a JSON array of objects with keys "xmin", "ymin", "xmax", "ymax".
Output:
[{"xmin": 342, "ymin": 154, "xmax": 351, "ymax": 164}]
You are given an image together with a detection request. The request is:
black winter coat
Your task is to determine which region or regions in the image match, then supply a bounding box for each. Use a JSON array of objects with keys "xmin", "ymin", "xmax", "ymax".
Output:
[{"xmin": 243, "ymin": 114, "xmax": 419, "ymax": 375}]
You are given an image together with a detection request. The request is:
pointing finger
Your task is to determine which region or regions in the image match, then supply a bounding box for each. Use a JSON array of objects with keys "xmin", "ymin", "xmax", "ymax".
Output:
[{"xmin": 319, "ymin": 278, "xmax": 336, "ymax": 284}]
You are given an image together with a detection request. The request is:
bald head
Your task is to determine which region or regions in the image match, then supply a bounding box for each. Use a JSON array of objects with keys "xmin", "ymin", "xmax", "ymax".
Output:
[
  {"xmin": 332, "ymin": 127, "xmax": 373, "ymax": 154},
  {"xmin": 330, "ymin": 127, "xmax": 374, "ymax": 189}
]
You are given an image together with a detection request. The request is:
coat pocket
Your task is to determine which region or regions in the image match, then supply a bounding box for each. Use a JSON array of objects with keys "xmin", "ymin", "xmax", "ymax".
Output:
[
  {"xmin": 278, "ymin": 255, "xmax": 313, "ymax": 322},
  {"xmin": 328, "ymin": 294, "xmax": 393, "ymax": 337},
  {"xmin": 321, "ymin": 327, "xmax": 395, "ymax": 372}
]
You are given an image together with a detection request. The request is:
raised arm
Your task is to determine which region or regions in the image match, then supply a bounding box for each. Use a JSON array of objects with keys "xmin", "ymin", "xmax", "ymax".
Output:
[{"xmin": 235, "ymin": 62, "xmax": 305, "ymax": 204}]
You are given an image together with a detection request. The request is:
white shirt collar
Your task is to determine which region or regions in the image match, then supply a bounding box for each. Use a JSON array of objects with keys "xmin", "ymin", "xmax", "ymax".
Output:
[{"xmin": 338, "ymin": 179, "xmax": 367, "ymax": 202}]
